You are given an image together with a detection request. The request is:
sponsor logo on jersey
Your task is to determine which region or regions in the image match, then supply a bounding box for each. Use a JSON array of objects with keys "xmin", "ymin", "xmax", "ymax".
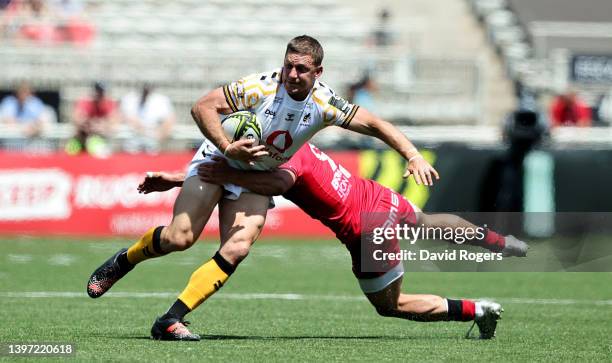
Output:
[
  {"xmin": 381, "ymin": 193, "xmax": 400, "ymax": 232},
  {"xmin": 329, "ymin": 95, "xmax": 351, "ymax": 114},
  {"xmin": 285, "ymin": 113, "xmax": 295, "ymax": 122},
  {"xmin": 300, "ymin": 113, "xmax": 311, "ymax": 125},
  {"xmin": 264, "ymin": 148, "xmax": 291, "ymax": 163},
  {"xmin": 309, "ymin": 144, "xmax": 353, "ymax": 201},
  {"xmin": 264, "ymin": 109, "xmax": 276, "ymax": 117},
  {"xmin": 266, "ymin": 130, "xmax": 293, "ymax": 153}
]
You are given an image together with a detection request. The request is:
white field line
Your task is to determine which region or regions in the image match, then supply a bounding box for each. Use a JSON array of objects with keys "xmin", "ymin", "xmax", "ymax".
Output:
[
  {"xmin": 0, "ymin": 291, "xmax": 611, "ymax": 305},
  {"xmin": 6, "ymin": 254, "xmax": 33, "ymax": 263}
]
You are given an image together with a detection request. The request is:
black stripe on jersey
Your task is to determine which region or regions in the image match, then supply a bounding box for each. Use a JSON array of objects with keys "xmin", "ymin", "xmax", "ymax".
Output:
[
  {"xmin": 223, "ymin": 85, "xmax": 239, "ymax": 112},
  {"xmin": 260, "ymin": 75, "xmax": 267, "ymax": 81},
  {"xmin": 271, "ymin": 72, "xmax": 277, "ymax": 79},
  {"xmin": 342, "ymin": 105, "xmax": 360, "ymax": 128}
]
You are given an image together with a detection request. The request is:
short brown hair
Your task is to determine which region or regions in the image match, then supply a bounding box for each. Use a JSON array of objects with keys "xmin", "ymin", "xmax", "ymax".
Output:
[{"xmin": 285, "ymin": 35, "xmax": 324, "ymax": 66}]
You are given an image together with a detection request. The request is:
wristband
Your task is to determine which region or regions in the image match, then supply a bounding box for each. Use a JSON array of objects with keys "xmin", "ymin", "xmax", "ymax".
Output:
[
  {"xmin": 406, "ymin": 147, "xmax": 418, "ymax": 155},
  {"xmin": 408, "ymin": 154, "xmax": 423, "ymax": 162}
]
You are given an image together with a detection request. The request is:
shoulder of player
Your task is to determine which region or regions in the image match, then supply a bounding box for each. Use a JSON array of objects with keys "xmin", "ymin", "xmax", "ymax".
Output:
[
  {"xmin": 312, "ymin": 82, "xmax": 352, "ymax": 113},
  {"xmin": 238, "ymin": 69, "xmax": 281, "ymax": 94}
]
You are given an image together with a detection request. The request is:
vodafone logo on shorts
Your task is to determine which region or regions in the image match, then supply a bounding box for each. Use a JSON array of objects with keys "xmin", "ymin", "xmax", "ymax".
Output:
[
  {"xmin": 266, "ymin": 130, "xmax": 293, "ymax": 153},
  {"xmin": 0, "ymin": 169, "xmax": 72, "ymax": 220}
]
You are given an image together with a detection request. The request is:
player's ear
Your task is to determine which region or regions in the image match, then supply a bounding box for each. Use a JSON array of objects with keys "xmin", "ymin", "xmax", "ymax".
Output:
[{"xmin": 314, "ymin": 66, "xmax": 323, "ymax": 79}]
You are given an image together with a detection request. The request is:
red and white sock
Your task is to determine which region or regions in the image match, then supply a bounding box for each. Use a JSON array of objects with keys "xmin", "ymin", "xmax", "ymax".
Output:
[
  {"xmin": 445, "ymin": 299, "xmax": 476, "ymax": 321},
  {"xmin": 474, "ymin": 228, "xmax": 506, "ymax": 252},
  {"xmin": 486, "ymin": 229, "xmax": 506, "ymax": 250}
]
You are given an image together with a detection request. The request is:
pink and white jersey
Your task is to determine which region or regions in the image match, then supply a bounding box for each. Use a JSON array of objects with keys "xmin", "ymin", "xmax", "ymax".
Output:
[
  {"xmin": 222, "ymin": 69, "xmax": 359, "ymax": 170},
  {"xmin": 281, "ymin": 144, "xmax": 417, "ymax": 279},
  {"xmin": 280, "ymin": 143, "xmax": 386, "ymax": 240}
]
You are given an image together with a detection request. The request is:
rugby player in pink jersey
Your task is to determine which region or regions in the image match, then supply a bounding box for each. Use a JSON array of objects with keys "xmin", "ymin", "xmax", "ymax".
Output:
[{"xmin": 139, "ymin": 143, "xmax": 528, "ymax": 339}]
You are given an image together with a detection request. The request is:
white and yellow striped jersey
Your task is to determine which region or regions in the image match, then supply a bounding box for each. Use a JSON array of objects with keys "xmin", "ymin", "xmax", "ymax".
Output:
[{"xmin": 221, "ymin": 68, "xmax": 359, "ymax": 170}]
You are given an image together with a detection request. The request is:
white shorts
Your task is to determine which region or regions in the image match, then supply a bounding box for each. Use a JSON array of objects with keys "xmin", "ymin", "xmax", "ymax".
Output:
[
  {"xmin": 187, "ymin": 138, "xmax": 274, "ymax": 206},
  {"xmin": 357, "ymin": 262, "xmax": 404, "ymax": 294}
]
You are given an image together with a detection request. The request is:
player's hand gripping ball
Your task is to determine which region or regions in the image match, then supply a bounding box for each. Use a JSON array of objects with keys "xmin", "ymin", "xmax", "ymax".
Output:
[{"xmin": 221, "ymin": 111, "xmax": 262, "ymax": 146}]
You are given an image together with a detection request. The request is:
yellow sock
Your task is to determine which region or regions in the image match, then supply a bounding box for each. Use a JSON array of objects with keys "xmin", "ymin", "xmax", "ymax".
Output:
[
  {"xmin": 126, "ymin": 226, "xmax": 165, "ymax": 265},
  {"xmin": 178, "ymin": 252, "xmax": 235, "ymax": 310}
]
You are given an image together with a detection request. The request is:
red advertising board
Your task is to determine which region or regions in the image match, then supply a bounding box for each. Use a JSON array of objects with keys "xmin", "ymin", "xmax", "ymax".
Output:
[{"xmin": 0, "ymin": 151, "xmax": 359, "ymax": 238}]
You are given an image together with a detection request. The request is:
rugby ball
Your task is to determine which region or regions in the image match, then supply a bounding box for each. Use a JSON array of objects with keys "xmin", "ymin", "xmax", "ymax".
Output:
[{"xmin": 221, "ymin": 111, "xmax": 262, "ymax": 146}]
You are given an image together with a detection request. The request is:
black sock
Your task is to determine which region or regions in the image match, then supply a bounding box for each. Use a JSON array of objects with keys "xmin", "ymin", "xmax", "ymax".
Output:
[
  {"xmin": 117, "ymin": 250, "xmax": 133, "ymax": 271},
  {"xmin": 446, "ymin": 299, "xmax": 463, "ymax": 321},
  {"xmin": 163, "ymin": 299, "xmax": 191, "ymax": 320}
]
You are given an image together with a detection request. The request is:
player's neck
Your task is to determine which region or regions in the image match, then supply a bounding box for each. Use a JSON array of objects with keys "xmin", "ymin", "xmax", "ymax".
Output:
[
  {"xmin": 287, "ymin": 85, "xmax": 315, "ymax": 102},
  {"xmin": 287, "ymin": 92, "xmax": 309, "ymax": 102}
]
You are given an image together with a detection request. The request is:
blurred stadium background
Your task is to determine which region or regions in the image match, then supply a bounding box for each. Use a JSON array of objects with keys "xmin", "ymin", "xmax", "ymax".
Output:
[{"xmin": 1, "ymin": 1, "xmax": 611, "ymax": 361}]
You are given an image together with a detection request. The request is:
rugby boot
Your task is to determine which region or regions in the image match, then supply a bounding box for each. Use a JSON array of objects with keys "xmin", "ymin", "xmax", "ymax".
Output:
[
  {"xmin": 87, "ymin": 248, "xmax": 133, "ymax": 298},
  {"xmin": 502, "ymin": 235, "xmax": 529, "ymax": 257},
  {"xmin": 466, "ymin": 300, "xmax": 503, "ymax": 339},
  {"xmin": 151, "ymin": 316, "xmax": 201, "ymax": 341}
]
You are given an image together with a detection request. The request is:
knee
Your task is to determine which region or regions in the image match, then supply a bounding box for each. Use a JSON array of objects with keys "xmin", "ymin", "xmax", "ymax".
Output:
[
  {"xmin": 221, "ymin": 239, "xmax": 253, "ymax": 265},
  {"xmin": 372, "ymin": 299, "xmax": 399, "ymax": 318},
  {"xmin": 164, "ymin": 227, "xmax": 196, "ymax": 251}
]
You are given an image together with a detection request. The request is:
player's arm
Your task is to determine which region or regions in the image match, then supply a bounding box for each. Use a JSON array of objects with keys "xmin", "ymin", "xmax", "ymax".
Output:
[
  {"xmin": 191, "ymin": 88, "xmax": 268, "ymax": 162},
  {"xmin": 136, "ymin": 160, "xmax": 296, "ymax": 196},
  {"xmin": 345, "ymin": 107, "xmax": 439, "ymax": 186},
  {"xmin": 198, "ymin": 156, "xmax": 296, "ymax": 196},
  {"xmin": 137, "ymin": 171, "xmax": 185, "ymax": 194}
]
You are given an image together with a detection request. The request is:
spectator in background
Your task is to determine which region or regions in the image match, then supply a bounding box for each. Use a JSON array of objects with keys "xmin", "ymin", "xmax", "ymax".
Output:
[
  {"xmin": 594, "ymin": 88, "xmax": 612, "ymax": 126},
  {"xmin": 370, "ymin": 8, "xmax": 394, "ymax": 47},
  {"xmin": 0, "ymin": 82, "xmax": 49, "ymax": 138},
  {"xmin": 10, "ymin": 0, "xmax": 56, "ymax": 43},
  {"xmin": 65, "ymin": 81, "xmax": 117, "ymax": 157},
  {"xmin": 50, "ymin": 0, "xmax": 84, "ymax": 15},
  {"xmin": 549, "ymin": 90, "xmax": 592, "ymax": 127},
  {"xmin": 348, "ymin": 74, "xmax": 378, "ymax": 113},
  {"xmin": 1, "ymin": 0, "xmax": 93, "ymax": 45},
  {"xmin": 120, "ymin": 84, "xmax": 175, "ymax": 154},
  {"xmin": 50, "ymin": 0, "xmax": 94, "ymax": 45}
]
